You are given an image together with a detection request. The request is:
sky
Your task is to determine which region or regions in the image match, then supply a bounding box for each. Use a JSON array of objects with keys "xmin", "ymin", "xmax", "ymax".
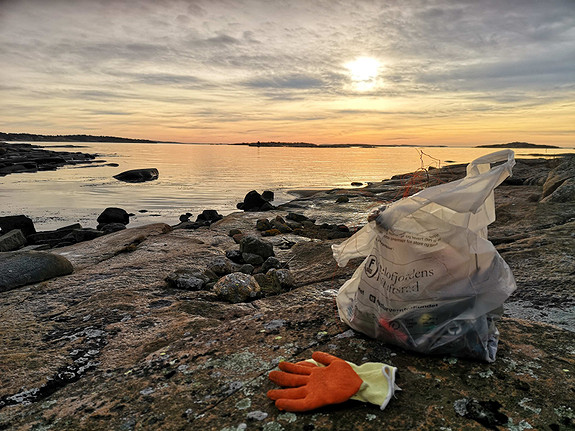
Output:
[{"xmin": 0, "ymin": 0, "xmax": 574, "ymax": 146}]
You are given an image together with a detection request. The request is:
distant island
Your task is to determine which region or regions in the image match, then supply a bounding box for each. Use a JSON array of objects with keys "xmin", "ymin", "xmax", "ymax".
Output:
[
  {"xmin": 232, "ymin": 141, "xmax": 444, "ymax": 148},
  {"xmin": 0, "ymin": 132, "xmax": 167, "ymax": 143},
  {"xmin": 476, "ymin": 141, "xmax": 559, "ymax": 149}
]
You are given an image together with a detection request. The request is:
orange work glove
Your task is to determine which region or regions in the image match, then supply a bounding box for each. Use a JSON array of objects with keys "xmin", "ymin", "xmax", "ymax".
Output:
[{"xmin": 267, "ymin": 351, "xmax": 363, "ymax": 412}]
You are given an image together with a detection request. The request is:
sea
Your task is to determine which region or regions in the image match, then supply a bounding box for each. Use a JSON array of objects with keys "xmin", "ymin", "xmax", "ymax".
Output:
[{"xmin": 1, "ymin": 142, "xmax": 573, "ymax": 231}]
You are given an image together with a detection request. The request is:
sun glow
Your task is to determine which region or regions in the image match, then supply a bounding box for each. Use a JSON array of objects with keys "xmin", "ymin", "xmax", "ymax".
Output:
[{"xmin": 345, "ymin": 57, "xmax": 381, "ymax": 91}]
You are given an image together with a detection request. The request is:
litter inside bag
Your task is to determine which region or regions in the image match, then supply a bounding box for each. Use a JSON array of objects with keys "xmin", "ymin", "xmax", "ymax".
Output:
[{"xmin": 332, "ymin": 150, "xmax": 517, "ymax": 362}]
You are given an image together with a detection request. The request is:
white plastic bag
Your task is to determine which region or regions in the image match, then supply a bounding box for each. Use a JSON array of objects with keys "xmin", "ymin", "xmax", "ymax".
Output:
[{"xmin": 332, "ymin": 150, "xmax": 517, "ymax": 362}]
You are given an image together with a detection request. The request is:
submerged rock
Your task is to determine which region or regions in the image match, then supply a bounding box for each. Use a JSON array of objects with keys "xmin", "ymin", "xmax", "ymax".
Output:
[{"xmin": 113, "ymin": 168, "xmax": 159, "ymax": 183}]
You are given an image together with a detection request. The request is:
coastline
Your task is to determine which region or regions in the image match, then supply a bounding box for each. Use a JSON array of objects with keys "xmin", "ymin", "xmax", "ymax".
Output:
[{"xmin": 1, "ymin": 153, "xmax": 574, "ymax": 429}]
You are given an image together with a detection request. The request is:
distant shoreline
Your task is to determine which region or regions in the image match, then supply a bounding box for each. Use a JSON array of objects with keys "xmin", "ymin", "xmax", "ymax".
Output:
[{"xmin": 1, "ymin": 132, "xmax": 564, "ymax": 149}]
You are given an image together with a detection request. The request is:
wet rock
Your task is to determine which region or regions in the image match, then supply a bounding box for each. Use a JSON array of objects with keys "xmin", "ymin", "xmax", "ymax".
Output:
[
  {"xmin": 0, "ymin": 251, "xmax": 73, "ymax": 292},
  {"xmin": 336, "ymin": 196, "xmax": 350, "ymax": 203},
  {"xmin": 237, "ymin": 190, "xmax": 274, "ymax": 212},
  {"xmin": 0, "ymin": 215, "xmax": 36, "ymax": 237},
  {"xmin": 97, "ymin": 207, "xmax": 130, "ymax": 227},
  {"xmin": 261, "ymin": 191, "xmax": 274, "ymax": 202},
  {"xmin": 195, "ymin": 210, "xmax": 223, "ymax": 225},
  {"xmin": 213, "ymin": 272, "xmax": 261, "ymax": 303},
  {"xmin": 239, "ymin": 236, "xmax": 274, "ymax": 260},
  {"xmin": 0, "ymin": 229, "xmax": 26, "ymax": 252},
  {"xmin": 179, "ymin": 213, "xmax": 192, "ymax": 222},
  {"xmin": 113, "ymin": 168, "xmax": 159, "ymax": 183}
]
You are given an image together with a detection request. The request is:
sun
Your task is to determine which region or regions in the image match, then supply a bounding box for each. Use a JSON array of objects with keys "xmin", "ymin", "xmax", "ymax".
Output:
[{"xmin": 345, "ymin": 57, "xmax": 381, "ymax": 91}]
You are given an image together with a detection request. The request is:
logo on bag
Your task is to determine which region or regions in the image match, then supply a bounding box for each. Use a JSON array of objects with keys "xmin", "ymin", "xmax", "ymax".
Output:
[{"xmin": 364, "ymin": 255, "xmax": 379, "ymax": 278}]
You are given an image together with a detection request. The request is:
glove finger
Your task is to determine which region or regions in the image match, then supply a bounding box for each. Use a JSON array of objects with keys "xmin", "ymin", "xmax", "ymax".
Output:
[
  {"xmin": 268, "ymin": 370, "xmax": 309, "ymax": 387},
  {"xmin": 294, "ymin": 361, "xmax": 318, "ymax": 368},
  {"xmin": 311, "ymin": 351, "xmax": 342, "ymax": 366},
  {"xmin": 275, "ymin": 396, "xmax": 322, "ymax": 413},
  {"xmin": 266, "ymin": 386, "xmax": 307, "ymax": 401},
  {"xmin": 278, "ymin": 361, "xmax": 314, "ymax": 375}
]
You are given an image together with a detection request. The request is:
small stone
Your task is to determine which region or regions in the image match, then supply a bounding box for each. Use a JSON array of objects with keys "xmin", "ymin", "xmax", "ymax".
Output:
[
  {"xmin": 261, "ymin": 229, "xmax": 281, "ymax": 237},
  {"xmin": 246, "ymin": 410, "xmax": 268, "ymax": 421},
  {"xmin": 336, "ymin": 196, "xmax": 350, "ymax": 203},
  {"xmin": 262, "ymin": 257, "xmax": 282, "ymax": 273},
  {"xmin": 256, "ymin": 219, "xmax": 273, "ymax": 231},
  {"xmin": 240, "ymin": 236, "xmax": 274, "ymax": 259},
  {"xmin": 229, "ymin": 228, "xmax": 242, "ymax": 237},
  {"xmin": 242, "ymin": 252, "xmax": 264, "ymax": 265},
  {"xmin": 213, "ymin": 272, "xmax": 261, "ymax": 303}
]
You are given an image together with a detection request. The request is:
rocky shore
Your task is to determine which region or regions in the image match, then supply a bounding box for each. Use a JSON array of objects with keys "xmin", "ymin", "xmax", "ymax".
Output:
[
  {"xmin": 0, "ymin": 154, "xmax": 574, "ymax": 430},
  {"xmin": 0, "ymin": 142, "xmax": 108, "ymax": 176}
]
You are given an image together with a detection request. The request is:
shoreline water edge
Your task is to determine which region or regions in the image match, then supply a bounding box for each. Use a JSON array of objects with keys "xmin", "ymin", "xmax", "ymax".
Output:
[{"xmin": 0, "ymin": 142, "xmax": 574, "ymax": 429}]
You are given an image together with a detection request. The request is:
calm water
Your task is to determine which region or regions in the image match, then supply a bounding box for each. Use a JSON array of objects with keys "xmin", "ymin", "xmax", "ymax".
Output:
[{"xmin": 1, "ymin": 143, "xmax": 572, "ymax": 231}]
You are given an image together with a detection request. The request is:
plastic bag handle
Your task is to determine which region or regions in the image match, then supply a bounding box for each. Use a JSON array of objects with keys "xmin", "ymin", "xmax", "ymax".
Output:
[{"xmin": 467, "ymin": 149, "xmax": 515, "ymax": 177}]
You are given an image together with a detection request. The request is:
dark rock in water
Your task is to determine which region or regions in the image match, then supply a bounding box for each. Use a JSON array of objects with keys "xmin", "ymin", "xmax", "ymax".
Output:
[
  {"xmin": 262, "ymin": 190, "xmax": 274, "ymax": 202},
  {"xmin": 0, "ymin": 215, "xmax": 36, "ymax": 237},
  {"xmin": 239, "ymin": 235, "xmax": 274, "ymax": 259},
  {"xmin": 213, "ymin": 272, "xmax": 261, "ymax": 303},
  {"xmin": 113, "ymin": 168, "xmax": 158, "ymax": 183},
  {"xmin": 239, "ymin": 190, "xmax": 275, "ymax": 212},
  {"xmin": 195, "ymin": 210, "xmax": 223, "ymax": 225},
  {"xmin": 0, "ymin": 229, "xmax": 27, "ymax": 252},
  {"xmin": 97, "ymin": 208, "xmax": 130, "ymax": 226},
  {"xmin": 179, "ymin": 213, "xmax": 192, "ymax": 222},
  {"xmin": 336, "ymin": 196, "xmax": 350, "ymax": 203},
  {"xmin": 0, "ymin": 251, "xmax": 73, "ymax": 292},
  {"xmin": 100, "ymin": 223, "xmax": 127, "ymax": 234},
  {"xmin": 351, "ymin": 182, "xmax": 363, "ymax": 187}
]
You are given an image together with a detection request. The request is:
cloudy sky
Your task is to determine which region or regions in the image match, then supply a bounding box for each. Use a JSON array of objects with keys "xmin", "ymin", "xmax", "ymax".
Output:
[{"xmin": 1, "ymin": 0, "xmax": 574, "ymax": 146}]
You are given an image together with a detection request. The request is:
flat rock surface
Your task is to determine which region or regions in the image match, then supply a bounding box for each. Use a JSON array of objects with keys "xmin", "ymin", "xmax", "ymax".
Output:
[{"xmin": 0, "ymin": 157, "xmax": 573, "ymax": 430}]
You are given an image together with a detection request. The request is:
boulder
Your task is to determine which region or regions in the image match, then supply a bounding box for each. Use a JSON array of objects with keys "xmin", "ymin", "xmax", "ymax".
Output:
[
  {"xmin": 0, "ymin": 215, "xmax": 36, "ymax": 237},
  {"xmin": 195, "ymin": 210, "xmax": 223, "ymax": 225},
  {"xmin": 97, "ymin": 208, "xmax": 130, "ymax": 226},
  {"xmin": 0, "ymin": 251, "xmax": 73, "ymax": 292},
  {"xmin": 261, "ymin": 190, "xmax": 274, "ymax": 202},
  {"xmin": 239, "ymin": 235, "xmax": 274, "ymax": 259},
  {"xmin": 541, "ymin": 155, "xmax": 575, "ymax": 202},
  {"xmin": 238, "ymin": 190, "xmax": 274, "ymax": 212},
  {"xmin": 0, "ymin": 229, "xmax": 26, "ymax": 252},
  {"xmin": 213, "ymin": 272, "xmax": 261, "ymax": 303},
  {"xmin": 113, "ymin": 168, "xmax": 159, "ymax": 183}
]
